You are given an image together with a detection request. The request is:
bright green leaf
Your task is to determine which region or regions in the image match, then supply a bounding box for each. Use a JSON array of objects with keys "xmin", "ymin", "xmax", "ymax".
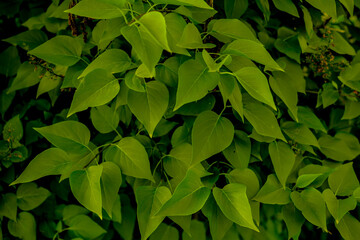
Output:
[
  {"xmin": 328, "ymin": 163, "xmax": 360, "ymax": 196},
  {"xmin": 322, "ymin": 189, "xmax": 356, "ymax": 223},
  {"xmin": 253, "ymin": 174, "xmax": 291, "ymax": 204},
  {"xmin": 16, "ymin": 182, "xmax": 51, "ymax": 211},
  {"xmin": 65, "ymin": 0, "xmax": 127, "ymax": 19},
  {"xmin": 90, "ymin": 105, "xmax": 120, "ymax": 134}
]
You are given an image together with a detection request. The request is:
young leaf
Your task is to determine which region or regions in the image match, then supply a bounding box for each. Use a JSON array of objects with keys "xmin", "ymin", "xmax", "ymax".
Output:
[
  {"xmin": 191, "ymin": 111, "xmax": 234, "ymax": 166},
  {"xmin": 223, "ymin": 39, "xmax": 283, "ymax": 71},
  {"xmin": 16, "ymin": 183, "xmax": 51, "ymax": 211},
  {"xmin": 155, "ymin": 169, "xmax": 211, "ymax": 216},
  {"xmin": 70, "ymin": 165, "xmax": 103, "ymax": 219},
  {"xmin": 8, "ymin": 212, "xmax": 36, "ymax": 240},
  {"xmin": 268, "ymin": 141, "xmax": 295, "ymax": 189},
  {"xmin": 213, "ymin": 183, "xmax": 259, "ymax": 231},
  {"xmin": 234, "ymin": 67, "xmax": 276, "ymax": 110},
  {"xmin": 135, "ymin": 186, "xmax": 172, "ymax": 240},
  {"xmin": 106, "ymin": 137, "xmax": 154, "ymax": 182},
  {"xmin": 34, "ymin": 121, "xmax": 90, "ymax": 153},
  {"xmin": 100, "ymin": 162, "xmax": 122, "ymax": 218},
  {"xmin": 328, "ymin": 163, "xmax": 360, "ymax": 196},
  {"xmin": 127, "ymin": 81, "xmax": 169, "ymax": 138},
  {"xmin": 138, "ymin": 11, "xmax": 170, "ymax": 52},
  {"xmin": 290, "ymin": 188, "xmax": 328, "ymax": 232},
  {"xmin": 28, "ymin": 35, "xmax": 82, "ymax": 66},
  {"xmin": 68, "ymin": 69, "xmax": 120, "ymax": 117},
  {"xmin": 174, "ymin": 59, "xmax": 219, "ymax": 110},
  {"xmin": 79, "ymin": 49, "xmax": 132, "ymax": 78}
]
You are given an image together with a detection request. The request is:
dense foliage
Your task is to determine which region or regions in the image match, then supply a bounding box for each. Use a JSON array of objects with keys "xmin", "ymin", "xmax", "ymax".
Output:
[{"xmin": 1, "ymin": 0, "xmax": 360, "ymax": 239}]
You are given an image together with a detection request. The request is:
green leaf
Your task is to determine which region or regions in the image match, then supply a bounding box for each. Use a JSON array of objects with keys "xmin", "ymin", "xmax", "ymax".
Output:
[
  {"xmin": 67, "ymin": 214, "xmax": 106, "ymax": 239},
  {"xmin": 7, "ymin": 63, "xmax": 40, "ymax": 93},
  {"xmin": 164, "ymin": 13, "xmax": 190, "ymax": 56},
  {"xmin": 125, "ymin": 70, "xmax": 146, "ymax": 92},
  {"xmin": 3, "ymin": 29, "xmax": 48, "ymax": 51},
  {"xmin": 274, "ymin": 28, "xmax": 301, "ymax": 63},
  {"xmin": 0, "ymin": 193, "xmax": 17, "ymax": 221},
  {"xmin": 234, "ymin": 67, "xmax": 276, "ymax": 110},
  {"xmin": 330, "ymin": 32, "xmax": 356, "ymax": 56},
  {"xmin": 113, "ymin": 195, "xmax": 136, "ymax": 240},
  {"xmin": 321, "ymin": 83, "xmax": 339, "ymax": 108},
  {"xmin": 270, "ymin": 73, "xmax": 298, "ymax": 120},
  {"xmin": 322, "ymin": 189, "xmax": 356, "ymax": 223},
  {"xmin": 228, "ymin": 81, "xmax": 244, "ymax": 120},
  {"xmin": 243, "ymin": 94, "xmax": 285, "ymax": 140},
  {"xmin": 92, "ymin": 18, "xmax": 126, "ymax": 50},
  {"xmin": 223, "ymin": 39, "xmax": 283, "ymax": 71},
  {"xmin": 305, "ymin": 0, "xmax": 336, "ymax": 18},
  {"xmin": 135, "ymin": 186, "xmax": 172, "ymax": 240},
  {"xmin": 152, "ymin": 0, "xmax": 212, "ymax": 9},
  {"xmin": 296, "ymin": 164, "xmax": 333, "ymax": 188},
  {"xmin": 281, "ymin": 122, "xmax": 319, "ymax": 147},
  {"xmin": 69, "ymin": 165, "xmax": 103, "ymax": 218},
  {"xmin": 182, "ymin": 220, "xmax": 206, "ymax": 240},
  {"xmin": 3, "ymin": 115, "xmax": 23, "ymax": 143},
  {"xmin": 68, "ymin": 69, "xmax": 120, "ymax": 117},
  {"xmin": 208, "ymin": 19, "xmax": 258, "ymax": 43},
  {"xmin": 253, "ymin": 174, "xmax": 291, "ymax": 204},
  {"xmin": 202, "ymin": 194, "xmax": 233, "ymax": 240},
  {"xmin": 255, "ymin": 0, "xmax": 270, "ymax": 21},
  {"xmin": 34, "ymin": 121, "xmax": 90, "ymax": 153},
  {"xmin": 107, "ymin": 137, "xmax": 154, "ymax": 181},
  {"xmin": 0, "ymin": 46, "xmax": 20, "ymax": 77},
  {"xmin": 121, "ymin": 25, "xmax": 162, "ymax": 75},
  {"xmin": 191, "ymin": 111, "xmax": 234, "ymax": 165},
  {"xmin": 127, "ymin": 81, "xmax": 169, "ymax": 137},
  {"xmin": 213, "ymin": 183, "xmax": 259, "ymax": 231},
  {"xmin": 338, "ymin": 0, "xmax": 354, "ymax": 15},
  {"xmin": 297, "ymin": 106, "xmax": 327, "ymax": 132},
  {"xmin": 272, "ymin": 0, "xmax": 299, "ymax": 17},
  {"xmin": 336, "ymin": 213, "xmax": 360, "ymax": 240},
  {"xmin": 282, "ymin": 203, "xmax": 305, "ymax": 240},
  {"xmin": 28, "ymin": 35, "xmax": 82, "ymax": 66},
  {"xmin": 65, "ymin": 0, "xmax": 127, "ymax": 19},
  {"xmin": 90, "ymin": 105, "xmax": 120, "ymax": 134},
  {"xmin": 8, "ymin": 212, "xmax": 36, "ymax": 240},
  {"xmin": 174, "ymin": 6, "xmax": 217, "ymax": 24},
  {"xmin": 290, "ymin": 188, "xmax": 327, "ymax": 232},
  {"xmin": 16, "ymin": 183, "xmax": 51, "ymax": 211},
  {"xmin": 174, "ymin": 59, "xmax": 219, "ymax": 110},
  {"xmin": 62, "ymin": 204, "xmax": 90, "ymax": 224},
  {"xmin": 223, "ymin": 130, "xmax": 251, "ymax": 169},
  {"xmin": 138, "ymin": 11, "xmax": 170, "ymax": 52},
  {"xmin": 338, "ymin": 63, "xmax": 360, "ymax": 92},
  {"xmin": 224, "ymin": 0, "xmax": 248, "ymax": 19},
  {"xmin": 318, "ymin": 133, "xmax": 360, "ymax": 161},
  {"xmin": 156, "ymin": 169, "xmax": 211, "ymax": 216},
  {"xmin": 328, "ymin": 163, "xmax": 360, "ymax": 196},
  {"xmin": 342, "ymin": 100, "xmax": 360, "ymax": 120},
  {"xmin": 268, "ymin": 141, "xmax": 295, "ymax": 188},
  {"xmin": 226, "ymin": 168, "xmax": 260, "ymax": 198},
  {"xmin": 10, "ymin": 148, "xmax": 71, "ymax": 185},
  {"xmin": 276, "ymin": 57, "xmax": 306, "ymax": 93},
  {"xmin": 100, "ymin": 162, "xmax": 122, "ymax": 218},
  {"xmin": 149, "ymin": 223, "xmax": 179, "ymax": 240},
  {"xmin": 79, "ymin": 49, "xmax": 132, "ymax": 78},
  {"xmin": 177, "ymin": 23, "xmax": 215, "ymax": 49}
]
